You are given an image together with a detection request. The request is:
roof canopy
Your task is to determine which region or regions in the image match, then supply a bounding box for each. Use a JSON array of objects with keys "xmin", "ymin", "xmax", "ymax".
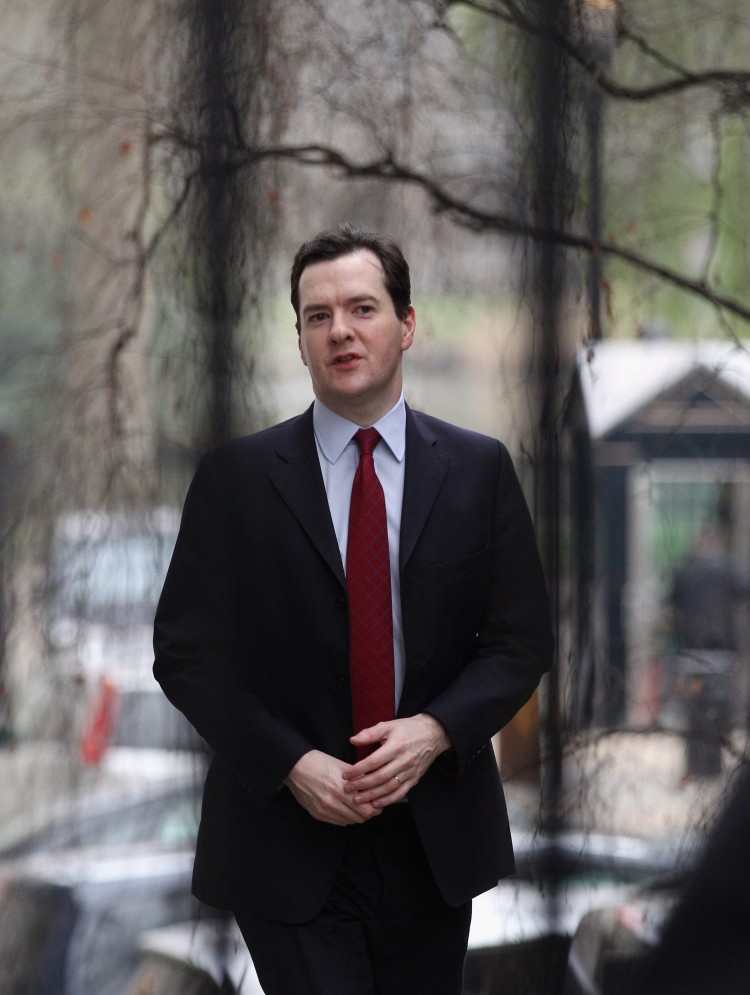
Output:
[{"xmin": 577, "ymin": 340, "xmax": 750, "ymax": 440}]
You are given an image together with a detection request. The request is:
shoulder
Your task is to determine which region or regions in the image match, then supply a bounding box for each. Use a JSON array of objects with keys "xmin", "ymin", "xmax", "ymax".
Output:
[
  {"xmin": 406, "ymin": 409, "xmax": 525, "ymax": 502},
  {"xmin": 184, "ymin": 410, "xmax": 313, "ymax": 503},
  {"xmin": 199, "ymin": 409, "xmax": 313, "ymax": 468},
  {"xmin": 408, "ymin": 408, "xmax": 509, "ymax": 460}
]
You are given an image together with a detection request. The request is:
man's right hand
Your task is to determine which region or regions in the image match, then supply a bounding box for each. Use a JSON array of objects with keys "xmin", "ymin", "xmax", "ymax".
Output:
[{"xmin": 284, "ymin": 750, "xmax": 381, "ymax": 826}]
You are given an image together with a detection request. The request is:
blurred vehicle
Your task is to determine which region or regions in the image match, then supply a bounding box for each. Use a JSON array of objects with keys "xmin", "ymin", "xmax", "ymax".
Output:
[
  {"xmin": 2, "ymin": 506, "xmax": 202, "ymax": 829},
  {"xmin": 0, "ymin": 844, "xmax": 198, "ymax": 995},
  {"xmin": 561, "ymin": 895, "xmax": 673, "ymax": 995},
  {"xmin": 0, "ymin": 773, "xmax": 203, "ymax": 860},
  {"xmin": 0, "ymin": 686, "xmax": 205, "ymax": 836},
  {"xmin": 563, "ymin": 764, "xmax": 750, "ymax": 995},
  {"xmin": 122, "ymin": 919, "xmax": 264, "ymax": 995},
  {"xmin": 461, "ymin": 827, "xmax": 696, "ymax": 995},
  {"xmin": 0, "ymin": 774, "xmax": 205, "ymax": 995},
  {"xmin": 46, "ymin": 507, "xmax": 179, "ymax": 648},
  {"xmin": 111, "ymin": 824, "xmax": 695, "ymax": 995},
  {"xmin": 13, "ymin": 507, "xmax": 179, "ymax": 745},
  {"xmin": 0, "ymin": 505, "xmax": 215, "ymax": 995},
  {"xmin": 77, "ymin": 672, "xmax": 205, "ymax": 773}
]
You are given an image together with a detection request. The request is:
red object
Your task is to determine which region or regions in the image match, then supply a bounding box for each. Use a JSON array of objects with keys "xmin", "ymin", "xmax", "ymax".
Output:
[
  {"xmin": 346, "ymin": 429, "xmax": 395, "ymax": 758},
  {"xmin": 80, "ymin": 679, "xmax": 120, "ymax": 765}
]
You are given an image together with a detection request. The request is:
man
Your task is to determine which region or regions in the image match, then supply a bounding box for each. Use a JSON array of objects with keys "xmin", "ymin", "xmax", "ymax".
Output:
[
  {"xmin": 153, "ymin": 224, "xmax": 552, "ymax": 994},
  {"xmin": 667, "ymin": 526, "xmax": 750, "ymax": 777}
]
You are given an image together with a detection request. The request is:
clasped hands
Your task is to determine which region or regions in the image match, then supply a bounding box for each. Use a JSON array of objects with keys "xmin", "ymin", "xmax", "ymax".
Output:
[{"xmin": 284, "ymin": 713, "xmax": 451, "ymax": 827}]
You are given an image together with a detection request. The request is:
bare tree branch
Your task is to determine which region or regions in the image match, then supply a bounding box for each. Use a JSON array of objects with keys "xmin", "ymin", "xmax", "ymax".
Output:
[
  {"xmin": 249, "ymin": 142, "xmax": 750, "ymax": 325},
  {"xmin": 446, "ymin": 0, "xmax": 750, "ymax": 104}
]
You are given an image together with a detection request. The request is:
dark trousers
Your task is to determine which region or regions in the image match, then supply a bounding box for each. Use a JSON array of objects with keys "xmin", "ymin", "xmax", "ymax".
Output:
[{"xmin": 234, "ymin": 805, "xmax": 472, "ymax": 995}]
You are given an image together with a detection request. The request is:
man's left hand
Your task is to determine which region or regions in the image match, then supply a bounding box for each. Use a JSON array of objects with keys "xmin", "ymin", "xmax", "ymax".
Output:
[{"xmin": 342, "ymin": 713, "xmax": 452, "ymax": 807}]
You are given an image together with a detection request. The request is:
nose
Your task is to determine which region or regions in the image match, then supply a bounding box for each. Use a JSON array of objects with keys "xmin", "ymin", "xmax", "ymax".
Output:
[{"xmin": 329, "ymin": 309, "xmax": 353, "ymax": 341}]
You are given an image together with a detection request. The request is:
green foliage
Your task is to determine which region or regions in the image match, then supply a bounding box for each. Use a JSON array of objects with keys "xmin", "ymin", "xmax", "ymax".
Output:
[{"xmin": 591, "ymin": 0, "xmax": 750, "ymax": 338}]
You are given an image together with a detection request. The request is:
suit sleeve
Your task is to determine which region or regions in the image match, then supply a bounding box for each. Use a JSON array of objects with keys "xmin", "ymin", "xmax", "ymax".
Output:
[
  {"xmin": 153, "ymin": 451, "xmax": 313, "ymax": 801},
  {"xmin": 423, "ymin": 441, "xmax": 553, "ymax": 777}
]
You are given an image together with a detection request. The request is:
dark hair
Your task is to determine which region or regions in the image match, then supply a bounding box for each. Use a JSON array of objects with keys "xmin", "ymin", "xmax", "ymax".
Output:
[{"xmin": 290, "ymin": 223, "xmax": 411, "ymax": 332}]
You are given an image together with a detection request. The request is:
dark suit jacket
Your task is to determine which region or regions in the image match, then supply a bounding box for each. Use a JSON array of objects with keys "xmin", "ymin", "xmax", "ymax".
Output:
[{"xmin": 153, "ymin": 405, "xmax": 552, "ymax": 922}]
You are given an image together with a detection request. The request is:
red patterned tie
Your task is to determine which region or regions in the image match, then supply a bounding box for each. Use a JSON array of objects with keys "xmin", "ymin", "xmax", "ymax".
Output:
[{"xmin": 347, "ymin": 428, "xmax": 395, "ymax": 758}]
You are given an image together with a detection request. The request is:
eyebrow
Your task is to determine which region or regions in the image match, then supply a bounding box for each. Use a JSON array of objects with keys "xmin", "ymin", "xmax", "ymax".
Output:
[{"xmin": 302, "ymin": 294, "xmax": 379, "ymax": 316}]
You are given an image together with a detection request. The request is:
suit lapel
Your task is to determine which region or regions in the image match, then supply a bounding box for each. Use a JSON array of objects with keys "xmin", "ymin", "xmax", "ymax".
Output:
[
  {"xmin": 400, "ymin": 408, "xmax": 451, "ymax": 570},
  {"xmin": 268, "ymin": 405, "xmax": 450, "ymax": 584},
  {"xmin": 269, "ymin": 407, "xmax": 346, "ymax": 586}
]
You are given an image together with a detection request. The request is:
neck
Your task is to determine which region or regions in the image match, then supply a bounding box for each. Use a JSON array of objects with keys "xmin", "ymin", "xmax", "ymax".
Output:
[{"xmin": 318, "ymin": 390, "xmax": 402, "ymax": 429}]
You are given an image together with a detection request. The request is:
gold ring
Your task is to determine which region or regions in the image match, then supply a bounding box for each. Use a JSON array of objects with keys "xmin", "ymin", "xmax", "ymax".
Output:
[{"xmin": 394, "ymin": 774, "xmax": 401, "ymax": 785}]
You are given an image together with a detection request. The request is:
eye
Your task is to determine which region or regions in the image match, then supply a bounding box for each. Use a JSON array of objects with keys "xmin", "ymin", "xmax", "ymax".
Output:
[
  {"xmin": 356, "ymin": 305, "xmax": 374, "ymax": 315},
  {"xmin": 307, "ymin": 312, "xmax": 328, "ymax": 324}
]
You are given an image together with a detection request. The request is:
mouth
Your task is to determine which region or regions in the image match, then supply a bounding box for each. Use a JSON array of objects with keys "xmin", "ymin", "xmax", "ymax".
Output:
[{"xmin": 332, "ymin": 352, "xmax": 360, "ymax": 367}]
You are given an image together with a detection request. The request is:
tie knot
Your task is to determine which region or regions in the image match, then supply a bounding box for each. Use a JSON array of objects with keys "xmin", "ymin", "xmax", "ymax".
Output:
[{"xmin": 354, "ymin": 427, "xmax": 381, "ymax": 457}]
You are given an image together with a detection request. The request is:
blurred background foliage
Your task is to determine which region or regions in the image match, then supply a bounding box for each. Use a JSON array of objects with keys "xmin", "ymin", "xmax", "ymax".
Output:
[
  {"xmin": 1, "ymin": 10, "xmax": 749, "ymax": 990},
  {"xmin": 1, "ymin": 0, "xmax": 749, "ymax": 729}
]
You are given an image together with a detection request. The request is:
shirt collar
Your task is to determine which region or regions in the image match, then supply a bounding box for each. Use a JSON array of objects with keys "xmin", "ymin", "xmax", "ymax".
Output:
[{"xmin": 313, "ymin": 396, "xmax": 406, "ymax": 465}]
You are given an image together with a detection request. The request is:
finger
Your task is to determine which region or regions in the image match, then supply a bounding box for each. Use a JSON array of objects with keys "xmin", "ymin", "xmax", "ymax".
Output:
[
  {"xmin": 316, "ymin": 796, "xmax": 379, "ymax": 825},
  {"xmin": 350, "ymin": 721, "xmax": 390, "ymax": 745},
  {"xmin": 342, "ymin": 802, "xmax": 383, "ymax": 824},
  {"xmin": 343, "ymin": 752, "xmax": 392, "ymax": 783},
  {"xmin": 347, "ymin": 722, "xmax": 396, "ymax": 761},
  {"xmin": 352, "ymin": 771, "xmax": 408, "ymax": 805},
  {"xmin": 332, "ymin": 783, "xmax": 380, "ymax": 815},
  {"xmin": 343, "ymin": 761, "xmax": 402, "ymax": 792},
  {"xmin": 344, "ymin": 743, "xmax": 415, "ymax": 785}
]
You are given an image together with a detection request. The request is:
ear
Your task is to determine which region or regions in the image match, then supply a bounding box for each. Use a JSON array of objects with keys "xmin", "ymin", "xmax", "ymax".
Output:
[{"xmin": 400, "ymin": 306, "xmax": 416, "ymax": 353}]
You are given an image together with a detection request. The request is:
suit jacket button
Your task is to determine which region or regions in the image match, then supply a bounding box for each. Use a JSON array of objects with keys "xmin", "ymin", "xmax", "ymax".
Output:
[
  {"xmin": 336, "ymin": 676, "xmax": 348, "ymax": 689},
  {"xmin": 335, "ymin": 595, "xmax": 346, "ymax": 610}
]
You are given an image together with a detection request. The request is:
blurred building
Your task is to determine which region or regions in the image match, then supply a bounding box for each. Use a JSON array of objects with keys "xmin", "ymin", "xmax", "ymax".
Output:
[{"xmin": 567, "ymin": 339, "xmax": 750, "ymax": 728}]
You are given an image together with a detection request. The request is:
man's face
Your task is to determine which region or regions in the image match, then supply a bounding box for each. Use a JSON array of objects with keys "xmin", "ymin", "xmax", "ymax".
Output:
[{"xmin": 297, "ymin": 249, "xmax": 415, "ymax": 426}]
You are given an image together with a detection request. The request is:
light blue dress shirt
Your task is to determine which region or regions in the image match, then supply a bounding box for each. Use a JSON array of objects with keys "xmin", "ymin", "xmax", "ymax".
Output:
[{"xmin": 312, "ymin": 397, "xmax": 406, "ymax": 710}]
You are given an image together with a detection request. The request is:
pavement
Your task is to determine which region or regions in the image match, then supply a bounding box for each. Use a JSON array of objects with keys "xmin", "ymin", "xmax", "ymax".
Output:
[
  {"xmin": 0, "ymin": 727, "xmax": 746, "ymax": 853},
  {"xmin": 503, "ymin": 727, "xmax": 748, "ymax": 843},
  {"xmin": 0, "ymin": 740, "xmax": 102, "ymax": 828}
]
